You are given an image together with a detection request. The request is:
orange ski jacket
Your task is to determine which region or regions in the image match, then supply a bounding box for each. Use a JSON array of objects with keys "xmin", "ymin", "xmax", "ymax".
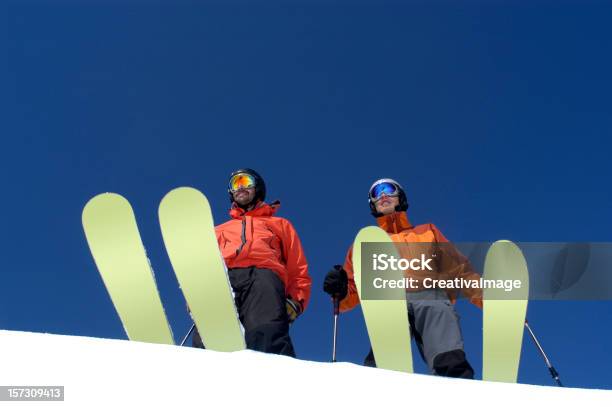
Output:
[
  {"xmin": 340, "ymin": 211, "xmax": 483, "ymax": 312},
  {"xmin": 216, "ymin": 201, "xmax": 311, "ymax": 310}
]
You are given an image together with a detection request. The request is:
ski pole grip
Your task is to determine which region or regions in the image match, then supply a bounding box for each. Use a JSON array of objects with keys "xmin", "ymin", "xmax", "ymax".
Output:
[{"xmin": 333, "ymin": 295, "xmax": 340, "ymax": 315}]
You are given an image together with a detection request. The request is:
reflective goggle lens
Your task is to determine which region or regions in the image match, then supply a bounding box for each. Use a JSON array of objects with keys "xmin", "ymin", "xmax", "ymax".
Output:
[
  {"xmin": 230, "ymin": 173, "xmax": 256, "ymax": 192},
  {"xmin": 370, "ymin": 182, "xmax": 399, "ymax": 200}
]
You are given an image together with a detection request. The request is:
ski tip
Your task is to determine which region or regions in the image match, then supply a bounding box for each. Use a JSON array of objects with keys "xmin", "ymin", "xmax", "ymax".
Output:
[
  {"xmin": 160, "ymin": 186, "xmax": 205, "ymax": 201},
  {"xmin": 490, "ymin": 240, "xmax": 520, "ymax": 249},
  {"xmin": 354, "ymin": 225, "xmax": 391, "ymax": 242},
  {"xmin": 359, "ymin": 226, "xmax": 382, "ymax": 233},
  {"xmin": 84, "ymin": 192, "xmax": 128, "ymax": 206},
  {"xmin": 166, "ymin": 186, "xmax": 200, "ymax": 194},
  {"xmin": 487, "ymin": 240, "xmax": 525, "ymax": 258},
  {"xmin": 81, "ymin": 193, "xmax": 137, "ymax": 247},
  {"xmin": 356, "ymin": 225, "xmax": 385, "ymax": 236},
  {"xmin": 82, "ymin": 193, "xmax": 131, "ymax": 221},
  {"xmin": 354, "ymin": 226, "xmax": 375, "ymax": 244},
  {"xmin": 160, "ymin": 186, "xmax": 209, "ymax": 207}
]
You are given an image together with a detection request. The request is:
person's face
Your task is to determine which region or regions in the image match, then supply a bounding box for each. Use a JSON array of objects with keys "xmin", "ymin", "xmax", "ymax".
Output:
[
  {"xmin": 375, "ymin": 194, "xmax": 400, "ymax": 215},
  {"xmin": 233, "ymin": 187, "xmax": 256, "ymax": 207}
]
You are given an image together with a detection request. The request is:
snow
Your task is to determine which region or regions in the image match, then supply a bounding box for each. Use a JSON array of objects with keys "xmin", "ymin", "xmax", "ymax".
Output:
[{"xmin": 0, "ymin": 330, "xmax": 610, "ymax": 406}]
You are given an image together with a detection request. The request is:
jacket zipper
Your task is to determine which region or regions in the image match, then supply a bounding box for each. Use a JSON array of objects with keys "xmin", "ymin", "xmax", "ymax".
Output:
[
  {"xmin": 235, "ymin": 217, "xmax": 247, "ymax": 256},
  {"xmin": 393, "ymin": 212, "xmax": 398, "ymax": 234}
]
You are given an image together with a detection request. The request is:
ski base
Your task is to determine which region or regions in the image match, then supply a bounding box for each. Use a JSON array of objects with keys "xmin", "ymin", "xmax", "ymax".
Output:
[
  {"xmin": 353, "ymin": 226, "xmax": 413, "ymax": 373},
  {"xmin": 82, "ymin": 193, "xmax": 174, "ymax": 345},
  {"xmin": 482, "ymin": 240, "xmax": 529, "ymax": 383},
  {"xmin": 159, "ymin": 187, "xmax": 245, "ymax": 352}
]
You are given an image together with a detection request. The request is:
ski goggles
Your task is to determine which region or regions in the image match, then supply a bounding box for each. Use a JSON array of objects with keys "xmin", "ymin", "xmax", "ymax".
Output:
[
  {"xmin": 229, "ymin": 173, "xmax": 256, "ymax": 192},
  {"xmin": 370, "ymin": 182, "xmax": 400, "ymax": 201}
]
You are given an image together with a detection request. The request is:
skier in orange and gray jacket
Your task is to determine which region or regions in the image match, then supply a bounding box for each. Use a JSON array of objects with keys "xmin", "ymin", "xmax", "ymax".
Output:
[
  {"xmin": 323, "ymin": 178, "xmax": 482, "ymax": 378},
  {"xmin": 193, "ymin": 168, "xmax": 311, "ymax": 357}
]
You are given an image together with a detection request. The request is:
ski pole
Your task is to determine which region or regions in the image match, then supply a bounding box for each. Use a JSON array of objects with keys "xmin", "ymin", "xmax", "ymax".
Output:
[
  {"xmin": 332, "ymin": 296, "xmax": 340, "ymax": 362},
  {"xmin": 180, "ymin": 323, "xmax": 195, "ymax": 347},
  {"xmin": 524, "ymin": 320, "xmax": 564, "ymax": 387}
]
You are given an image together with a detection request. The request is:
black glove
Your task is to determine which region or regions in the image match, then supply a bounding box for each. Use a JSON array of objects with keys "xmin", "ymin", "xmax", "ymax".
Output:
[
  {"xmin": 286, "ymin": 297, "xmax": 303, "ymax": 323},
  {"xmin": 323, "ymin": 265, "xmax": 348, "ymax": 300}
]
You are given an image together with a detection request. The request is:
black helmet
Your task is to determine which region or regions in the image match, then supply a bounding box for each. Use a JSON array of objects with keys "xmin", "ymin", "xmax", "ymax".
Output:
[
  {"xmin": 368, "ymin": 178, "xmax": 409, "ymax": 217},
  {"xmin": 228, "ymin": 168, "xmax": 266, "ymax": 204}
]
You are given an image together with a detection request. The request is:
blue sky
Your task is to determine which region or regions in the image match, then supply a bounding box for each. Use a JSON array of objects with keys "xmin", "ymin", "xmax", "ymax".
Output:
[{"xmin": 1, "ymin": 1, "xmax": 611, "ymax": 389}]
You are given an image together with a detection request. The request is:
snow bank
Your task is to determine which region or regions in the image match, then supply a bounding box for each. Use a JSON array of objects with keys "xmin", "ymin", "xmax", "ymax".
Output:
[{"xmin": 0, "ymin": 330, "xmax": 610, "ymax": 406}]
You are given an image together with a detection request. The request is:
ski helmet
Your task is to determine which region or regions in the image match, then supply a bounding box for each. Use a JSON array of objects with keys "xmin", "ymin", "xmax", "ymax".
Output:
[
  {"xmin": 228, "ymin": 168, "xmax": 266, "ymax": 204},
  {"xmin": 368, "ymin": 178, "xmax": 409, "ymax": 217}
]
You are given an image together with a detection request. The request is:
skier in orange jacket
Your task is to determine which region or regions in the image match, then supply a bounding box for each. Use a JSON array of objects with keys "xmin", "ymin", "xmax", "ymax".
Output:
[
  {"xmin": 324, "ymin": 178, "xmax": 482, "ymax": 377},
  {"xmin": 193, "ymin": 168, "xmax": 311, "ymax": 357}
]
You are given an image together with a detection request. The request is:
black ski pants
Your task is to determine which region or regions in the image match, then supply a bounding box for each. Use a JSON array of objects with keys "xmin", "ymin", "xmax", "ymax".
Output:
[{"xmin": 192, "ymin": 267, "xmax": 296, "ymax": 357}]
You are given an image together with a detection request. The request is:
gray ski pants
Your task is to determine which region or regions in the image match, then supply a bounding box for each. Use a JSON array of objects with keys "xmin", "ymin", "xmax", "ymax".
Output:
[
  {"xmin": 408, "ymin": 289, "xmax": 466, "ymax": 371},
  {"xmin": 364, "ymin": 289, "xmax": 473, "ymax": 378}
]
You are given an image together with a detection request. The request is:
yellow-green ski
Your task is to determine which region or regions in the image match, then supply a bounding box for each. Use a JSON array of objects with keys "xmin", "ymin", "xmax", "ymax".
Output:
[
  {"xmin": 159, "ymin": 187, "xmax": 245, "ymax": 352},
  {"xmin": 483, "ymin": 240, "xmax": 529, "ymax": 383},
  {"xmin": 353, "ymin": 226, "xmax": 413, "ymax": 373},
  {"xmin": 82, "ymin": 193, "xmax": 174, "ymax": 345}
]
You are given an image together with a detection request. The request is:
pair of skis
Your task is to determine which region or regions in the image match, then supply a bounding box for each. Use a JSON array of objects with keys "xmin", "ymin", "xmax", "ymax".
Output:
[
  {"xmin": 82, "ymin": 187, "xmax": 245, "ymax": 351},
  {"xmin": 353, "ymin": 226, "xmax": 529, "ymax": 383}
]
